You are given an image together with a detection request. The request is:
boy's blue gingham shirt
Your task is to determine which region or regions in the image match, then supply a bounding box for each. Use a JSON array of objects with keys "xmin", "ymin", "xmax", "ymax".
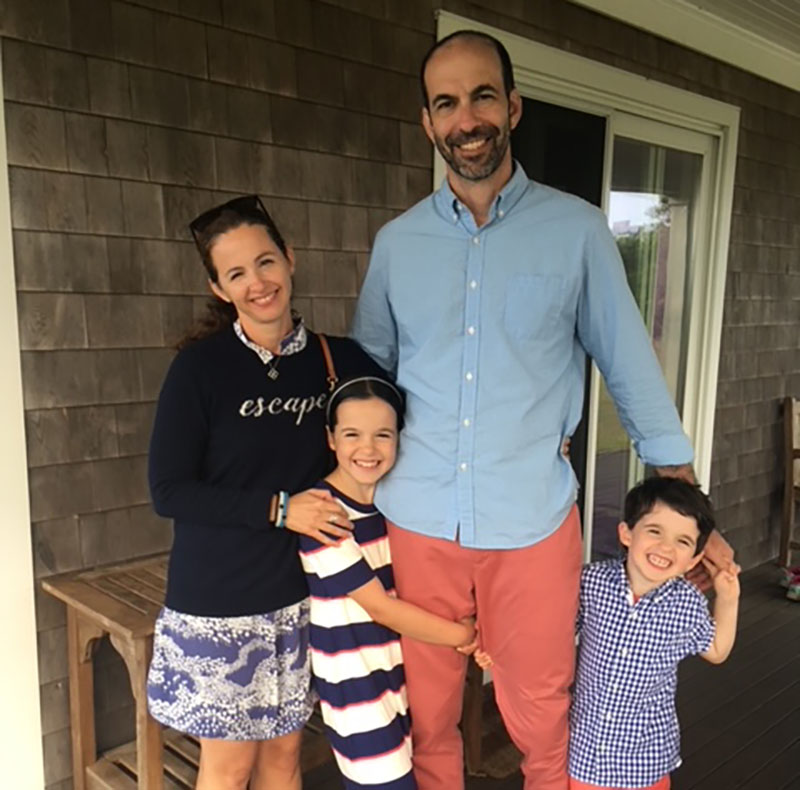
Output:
[{"xmin": 570, "ymin": 559, "xmax": 715, "ymax": 788}]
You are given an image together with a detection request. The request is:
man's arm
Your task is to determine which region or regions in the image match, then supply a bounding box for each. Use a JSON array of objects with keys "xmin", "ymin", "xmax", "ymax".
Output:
[
  {"xmin": 350, "ymin": 229, "xmax": 399, "ymax": 375},
  {"xmin": 576, "ymin": 213, "xmax": 693, "ymax": 469}
]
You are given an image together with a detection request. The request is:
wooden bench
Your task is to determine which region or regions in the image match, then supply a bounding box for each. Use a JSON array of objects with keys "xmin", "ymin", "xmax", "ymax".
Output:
[{"xmin": 42, "ymin": 554, "xmax": 331, "ymax": 790}]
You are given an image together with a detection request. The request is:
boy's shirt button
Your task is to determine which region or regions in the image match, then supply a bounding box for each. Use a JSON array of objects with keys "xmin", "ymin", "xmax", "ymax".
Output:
[{"xmin": 620, "ymin": 647, "xmax": 628, "ymax": 657}]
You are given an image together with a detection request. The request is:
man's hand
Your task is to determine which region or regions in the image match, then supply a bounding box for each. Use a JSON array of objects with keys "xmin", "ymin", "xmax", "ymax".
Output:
[
  {"xmin": 653, "ymin": 463, "xmax": 696, "ymax": 484},
  {"xmin": 687, "ymin": 530, "xmax": 739, "ymax": 592}
]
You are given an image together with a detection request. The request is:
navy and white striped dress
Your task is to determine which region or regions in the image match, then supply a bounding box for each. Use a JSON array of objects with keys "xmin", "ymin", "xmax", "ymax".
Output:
[{"xmin": 299, "ymin": 482, "xmax": 415, "ymax": 790}]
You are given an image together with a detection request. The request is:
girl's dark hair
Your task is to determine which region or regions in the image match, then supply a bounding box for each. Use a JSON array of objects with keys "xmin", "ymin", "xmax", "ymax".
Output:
[
  {"xmin": 624, "ymin": 477, "xmax": 715, "ymax": 555},
  {"xmin": 326, "ymin": 377, "xmax": 406, "ymax": 432},
  {"xmin": 178, "ymin": 195, "xmax": 288, "ymax": 349}
]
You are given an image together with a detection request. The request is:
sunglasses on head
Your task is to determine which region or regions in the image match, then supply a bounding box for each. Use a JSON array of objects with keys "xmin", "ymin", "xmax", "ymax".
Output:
[{"xmin": 188, "ymin": 194, "xmax": 270, "ymax": 250}]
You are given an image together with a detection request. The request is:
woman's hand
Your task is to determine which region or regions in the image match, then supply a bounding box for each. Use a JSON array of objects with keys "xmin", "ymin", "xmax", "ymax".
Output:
[{"xmin": 284, "ymin": 488, "xmax": 352, "ymax": 545}]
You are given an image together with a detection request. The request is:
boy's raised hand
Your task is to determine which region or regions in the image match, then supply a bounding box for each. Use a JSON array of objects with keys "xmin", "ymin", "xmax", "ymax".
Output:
[
  {"xmin": 702, "ymin": 557, "xmax": 740, "ymax": 601},
  {"xmin": 687, "ymin": 530, "xmax": 739, "ymax": 591}
]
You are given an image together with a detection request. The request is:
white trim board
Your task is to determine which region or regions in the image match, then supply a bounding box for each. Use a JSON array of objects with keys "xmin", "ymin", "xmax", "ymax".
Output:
[
  {"xmin": 0, "ymin": 40, "xmax": 46, "ymax": 788},
  {"xmin": 570, "ymin": 0, "xmax": 800, "ymax": 93}
]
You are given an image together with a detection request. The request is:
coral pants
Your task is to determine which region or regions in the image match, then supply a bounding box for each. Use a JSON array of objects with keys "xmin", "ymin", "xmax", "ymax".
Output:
[{"xmin": 387, "ymin": 506, "xmax": 582, "ymax": 790}]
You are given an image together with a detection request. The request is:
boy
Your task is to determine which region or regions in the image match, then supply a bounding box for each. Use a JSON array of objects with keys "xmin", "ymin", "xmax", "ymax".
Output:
[{"xmin": 568, "ymin": 477, "xmax": 740, "ymax": 790}]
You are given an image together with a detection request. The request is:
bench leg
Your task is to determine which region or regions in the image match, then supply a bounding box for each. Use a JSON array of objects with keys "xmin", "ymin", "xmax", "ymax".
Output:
[
  {"xmin": 461, "ymin": 659, "xmax": 484, "ymax": 774},
  {"xmin": 66, "ymin": 610, "xmax": 104, "ymax": 790},
  {"xmin": 110, "ymin": 634, "xmax": 164, "ymax": 790}
]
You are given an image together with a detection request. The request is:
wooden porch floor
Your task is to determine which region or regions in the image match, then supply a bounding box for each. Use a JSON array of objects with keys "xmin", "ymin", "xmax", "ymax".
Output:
[{"xmin": 302, "ymin": 561, "xmax": 799, "ymax": 790}]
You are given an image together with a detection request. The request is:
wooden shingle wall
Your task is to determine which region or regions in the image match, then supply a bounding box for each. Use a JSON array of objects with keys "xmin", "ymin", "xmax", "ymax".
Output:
[{"xmin": 0, "ymin": 0, "xmax": 797, "ymax": 786}]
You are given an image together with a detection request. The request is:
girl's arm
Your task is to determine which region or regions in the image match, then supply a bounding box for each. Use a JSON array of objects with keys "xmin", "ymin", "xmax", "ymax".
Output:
[
  {"xmin": 701, "ymin": 561, "xmax": 740, "ymax": 664},
  {"xmin": 349, "ymin": 578, "xmax": 474, "ymax": 648}
]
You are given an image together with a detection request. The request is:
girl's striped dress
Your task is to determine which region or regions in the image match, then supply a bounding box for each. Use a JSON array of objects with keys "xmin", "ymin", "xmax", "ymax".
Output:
[{"xmin": 299, "ymin": 482, "xmax": 415, "ymax": 790}]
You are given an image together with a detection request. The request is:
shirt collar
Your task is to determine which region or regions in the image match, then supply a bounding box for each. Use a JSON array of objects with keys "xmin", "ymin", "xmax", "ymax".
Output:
[
  {"xmin": 434, "ymin": 159, "xmax": 530, "ymax": 226},
  {"xmin": 614, "ymin": 556, "xmax": 680, "ymax": 606},
  {"xmin": 233, "ymin": 312, "xmax": 307, "ymax": 365}
]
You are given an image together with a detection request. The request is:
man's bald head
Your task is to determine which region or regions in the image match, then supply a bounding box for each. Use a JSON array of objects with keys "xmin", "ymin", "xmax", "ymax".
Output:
[{"xmin": 420, "ymin": 30, "xmax": 516, "ymax": 109}]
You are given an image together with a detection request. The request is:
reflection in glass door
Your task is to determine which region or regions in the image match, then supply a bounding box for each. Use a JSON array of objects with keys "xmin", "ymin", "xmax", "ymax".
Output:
[{"xmin": 590, "ymin": 134, "xmax": 706, "ymax": 560}]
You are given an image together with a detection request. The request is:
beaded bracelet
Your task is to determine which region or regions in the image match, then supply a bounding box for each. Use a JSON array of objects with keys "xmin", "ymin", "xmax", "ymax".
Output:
[{"xmin": 275, "ymin": 490, "xmax": 289, "ymax": 528}]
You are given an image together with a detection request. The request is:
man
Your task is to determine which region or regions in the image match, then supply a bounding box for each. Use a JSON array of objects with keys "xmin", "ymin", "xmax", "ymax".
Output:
[{"xmin": 351, "ymin": 30, "xmax": 735, "ymax": 790}]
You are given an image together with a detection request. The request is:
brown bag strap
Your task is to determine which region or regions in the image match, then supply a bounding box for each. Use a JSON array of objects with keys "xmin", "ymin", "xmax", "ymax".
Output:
[{"xmin": 317, "ymin": 333, "xmax": 338, "ymax": 392}]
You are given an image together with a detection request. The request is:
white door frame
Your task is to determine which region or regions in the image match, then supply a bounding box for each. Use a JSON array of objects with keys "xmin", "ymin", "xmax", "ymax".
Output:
[
  {"xmin": 434, "ymin": 11, "xmax": 740, "ymax": 548},
  {"xmin": 0, "ymin": 40, "xmax": 46, "ymax": 788}
]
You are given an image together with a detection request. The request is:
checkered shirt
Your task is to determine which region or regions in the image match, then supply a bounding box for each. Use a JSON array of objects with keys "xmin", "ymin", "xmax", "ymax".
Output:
[
  {"xmin": 569, "ymin": 558, "xmax": 715, "ymax": 788},
  {"xmin": 233, "ymin": 313, "xmax": 307, "ymax": 364}
]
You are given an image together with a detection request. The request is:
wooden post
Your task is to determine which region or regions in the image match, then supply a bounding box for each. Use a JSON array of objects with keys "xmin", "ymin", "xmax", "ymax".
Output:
[
  {"xmin": 110, "ymin": 634, "xmax": 164, "ymax": 789},
  {"xmin": 66, "ymin": 610, "xmax": 103, "ymax": 790}
]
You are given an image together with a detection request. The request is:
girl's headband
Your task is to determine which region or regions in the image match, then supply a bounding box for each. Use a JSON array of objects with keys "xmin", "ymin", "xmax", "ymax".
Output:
[{"xmin": 325, "ymin": 376, "xmax": 404, "ymax": 425}]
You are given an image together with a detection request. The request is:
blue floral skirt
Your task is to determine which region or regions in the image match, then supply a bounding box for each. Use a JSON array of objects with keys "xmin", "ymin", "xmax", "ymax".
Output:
[{"xmin": 146, "ymin": 599, "xmax": 315, "ymax": 740}]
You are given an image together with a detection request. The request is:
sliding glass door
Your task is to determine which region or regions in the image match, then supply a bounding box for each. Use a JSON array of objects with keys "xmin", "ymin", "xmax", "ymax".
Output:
[{"xmin": 589, "ymin": 117, "xmax": 715, "ymax": 559}]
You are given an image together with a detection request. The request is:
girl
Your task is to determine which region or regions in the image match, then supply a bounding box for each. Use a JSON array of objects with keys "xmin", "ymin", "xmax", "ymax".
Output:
[
  {"xmin": 146, "ymin": 195, "xmax": 382, "ymax": 790},
  {"xmin": 299, "ymin": 377, "xmax": 476, "ymax": 790}
]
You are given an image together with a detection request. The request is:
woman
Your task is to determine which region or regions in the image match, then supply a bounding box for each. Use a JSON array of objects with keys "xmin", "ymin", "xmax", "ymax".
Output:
[{"xmin": 146, "ymin": 194, "xmax": 382, "ymax": 790}]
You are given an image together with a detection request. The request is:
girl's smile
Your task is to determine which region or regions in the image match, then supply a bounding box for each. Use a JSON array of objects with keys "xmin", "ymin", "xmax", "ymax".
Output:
[{"xmin": 326, "ymin": 397, "xmax": 398, "ymax": 504}]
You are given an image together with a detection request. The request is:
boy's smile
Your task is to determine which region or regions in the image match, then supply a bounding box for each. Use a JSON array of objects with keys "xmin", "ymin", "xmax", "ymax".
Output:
[{"xmin": 619, "ymin": 502, "xmax": 704, "ymax": 596}]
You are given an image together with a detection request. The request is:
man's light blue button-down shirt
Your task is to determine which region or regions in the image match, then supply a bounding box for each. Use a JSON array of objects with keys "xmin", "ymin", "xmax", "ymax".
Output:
[{"xmin": 351, "ymin": 163, "xmax": 693, "ymax": 549}]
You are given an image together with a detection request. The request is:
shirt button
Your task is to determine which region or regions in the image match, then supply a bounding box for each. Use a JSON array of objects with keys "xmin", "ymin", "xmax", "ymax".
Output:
[
  {"xmin": 465, "ymin": 372, "xmax": 473, "ymax": 381},
  {"xmin": 630, "ymin": 611, "xmax": 638, "ymax": 619},
  {"xmin": 469, "ymin": 280, "xmax": 477, "ymax": 289},
  {"xmin": 605, "ymin": 712, "xmax": 613, "ymax": 721},
  {"xmin": 498, "ymin": 209, "xmax": 504, "ymax": 218},
  {"xmin": 612, "ymin": 683, "xmax": 620, "ymax": 692},
  {"xmin": 463, "ymin": 418, "xmax": 471, "ymax": 427},
  {"xmin": 452, "ymin": 213, "xmax": 458, "ymax": 222},
  {"xmin": 472, "ymin": 236, "xmax": 480, "ymax": 245},
  {"xmin": 598, "ymin": 744, "xmax": 606, "ymax": 753},
  {"xmin": 459, "ymin": 462, "xmax": 468, "ymax": 471},
  {"xmin": 467, "ymin": 326, "xmax": 476, "ymax": 335},
  {"xmin": 620, "ymin": 647, "xmax": 628, "ymax": 658}
]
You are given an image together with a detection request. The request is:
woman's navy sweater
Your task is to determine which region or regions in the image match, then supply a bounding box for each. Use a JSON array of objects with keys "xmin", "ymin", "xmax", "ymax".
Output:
[{"xmin": 148, "ymin": 327, "xmax": 381, "ymax": 617}]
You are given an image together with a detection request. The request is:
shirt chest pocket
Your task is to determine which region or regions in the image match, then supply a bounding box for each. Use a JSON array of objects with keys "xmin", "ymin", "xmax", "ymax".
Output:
[{"xmin": 503, "ymin": 273, "xmax": 567, "ymax": 341}]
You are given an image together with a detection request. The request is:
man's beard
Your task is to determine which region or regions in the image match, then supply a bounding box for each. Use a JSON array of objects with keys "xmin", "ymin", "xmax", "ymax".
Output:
[{"xmin": 434, "ymin": 120, "xmax": 511, "ymax": 182}]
